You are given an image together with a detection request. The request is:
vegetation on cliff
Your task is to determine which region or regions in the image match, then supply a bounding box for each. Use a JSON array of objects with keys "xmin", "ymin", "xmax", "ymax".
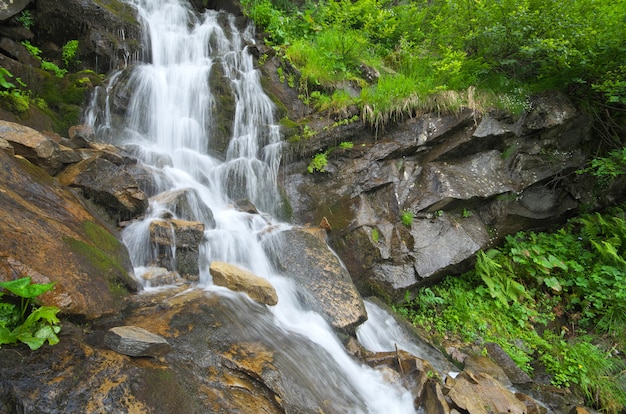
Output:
[{"xmin": 242, "ymin": 0, "xmax": 625, "ymax": 143}]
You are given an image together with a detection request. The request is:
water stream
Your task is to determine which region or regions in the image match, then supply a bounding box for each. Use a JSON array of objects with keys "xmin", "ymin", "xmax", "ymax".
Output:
[{"xmin": 85, "ymin": 0, "xmax": 419, "ymax": 411}]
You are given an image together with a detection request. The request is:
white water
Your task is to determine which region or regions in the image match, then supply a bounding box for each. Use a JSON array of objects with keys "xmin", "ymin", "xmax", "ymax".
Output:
[{"xmin": 85, "ymin": 0, "xmax": 416, "ymax": 412}]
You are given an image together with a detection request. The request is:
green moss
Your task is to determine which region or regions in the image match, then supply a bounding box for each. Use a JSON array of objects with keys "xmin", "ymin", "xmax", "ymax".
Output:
[
  {"xmin": 16, "ymin": 157, "xmax": 55, "ymax": 185},
  {"xmin": 63, "ymin": 228, "xmax": 131, "ymax": 300}
]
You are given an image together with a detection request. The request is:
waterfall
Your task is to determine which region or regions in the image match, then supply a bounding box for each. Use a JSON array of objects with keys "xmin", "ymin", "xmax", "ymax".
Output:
[{"xmin": 85, "ymin": 0, "xmax": 416, "ymax": 412}]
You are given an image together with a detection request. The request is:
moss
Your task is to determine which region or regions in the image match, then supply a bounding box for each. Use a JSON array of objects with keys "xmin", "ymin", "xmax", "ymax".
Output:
[
  {"xmin": 93, "ymin": 0, "xmax": 139, "ymax": 25},
  {"xmin": 15, "ymin": 157, "xmax": 55, "ymax": 185},
  {"xmin": 63, "ymin": 230, "xmax": 131, "ymax": 300}
]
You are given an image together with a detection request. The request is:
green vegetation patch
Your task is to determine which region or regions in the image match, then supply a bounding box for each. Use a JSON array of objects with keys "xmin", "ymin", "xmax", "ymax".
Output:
[{"xmin": 394, "ymin": 206, "xmax": 626, "ymax": 412}]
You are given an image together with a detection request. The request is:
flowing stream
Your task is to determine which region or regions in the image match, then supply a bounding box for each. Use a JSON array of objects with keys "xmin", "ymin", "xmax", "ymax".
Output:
[{"xmin": 85, "ymin": 0, "xmax": 418, "ymax": 412}]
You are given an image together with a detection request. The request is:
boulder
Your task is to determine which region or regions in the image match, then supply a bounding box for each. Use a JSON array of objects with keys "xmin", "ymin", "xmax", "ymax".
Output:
[
  {"xmin": 0, "ymin": 120, "xmax": 64, "ymax": 174},
  {"xmin": 0, "ymin": 0, "xmax": 31, "ymax": 21},
  {"xmin": 264, "ymin": 228, "xmax": 367, "ymax": 332},
  {"xmin": 210, "ymin": 261, "xmax": 278, "ymax": 306},
  {"xmin": 0, "ymin": 149, "xmax": 137, "ymax": 319},
  {"xmin": 104, "ymin": 325, "xmax": 172, "ymax": 357},
  {"xmin": 149, "ymin": 219, "xmax": 205, "ymax": 280},
  {"xmin": 57, "ymin": 155, "xmax": 149, "ymax": 222},
  {"xmin": 485, "ymin": 342, "xmax": 533, "ymax": 385}
]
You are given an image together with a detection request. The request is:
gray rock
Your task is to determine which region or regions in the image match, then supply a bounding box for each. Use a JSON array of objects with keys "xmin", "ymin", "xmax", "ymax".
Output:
[
  {"xmin": 149, "ymin": 219, "xmax": 205, "ymax": 279},
  {"xmin": 264, "ymin": 228, "xmax": 367, "ymax": 332},
  {"xmin": 104, "ymin": 326, "xmax": 172, "ymax": 357},
  {"xmin": 57, "ymin": 155, "xmax": 148, "ymax": 221},
  {"xmin": 0, "ymin": 0, "xmax": 31, "ymax": 21}
]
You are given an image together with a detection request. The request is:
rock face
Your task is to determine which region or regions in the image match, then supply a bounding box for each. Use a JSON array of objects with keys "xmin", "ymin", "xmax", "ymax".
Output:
[
  {"xmin": 264, "ymin": 228, "xmax": 367, "ymax": 332},
  {"xmin": 283, "ymin": 92, "xmax": 596, "ymax": 299},
  {"xmin": 210, "ymin": 261, "xmax": 278, "ymax": 306},
  {"xmin": 0, "ymin": 121, "xmax": 64, "ymax": 175},
  {"xmin": 57, "ymin": 155, "xmax": 149, "ymax": 222},
  {"xmin": 0, "ymin": 148, "xmax": 138, "ymax": 319},
  {"xmin": 105, "ymin": 325, "xmax": 172, "ymax": 357},
  {"xmin": 34, "ymin": 0, "xmax": 141, "ymax": 73}
]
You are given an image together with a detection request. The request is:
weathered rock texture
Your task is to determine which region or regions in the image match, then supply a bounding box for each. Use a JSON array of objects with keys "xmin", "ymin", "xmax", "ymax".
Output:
[
  {"xmin": 264, "ymin": 228, "xmax": 367, "ymax": 332},
  {"xmin": 282, "ymin": 93, "xmax": 602, "ymax": 300},
  {"xmin": 105, "ymin": 325, "xmax": 172, "ymax": 357},
  {"xmin": 0, "ymin": 147, "xmax": 137, "ymax": 319}
]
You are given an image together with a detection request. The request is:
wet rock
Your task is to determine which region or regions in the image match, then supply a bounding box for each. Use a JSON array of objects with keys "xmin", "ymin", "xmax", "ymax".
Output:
[
  {"xmin": 446, "ymin": 371, "xmax": 527, "ymax": 414},
  {"xmin": 57, "ymin": 155, "xmax": 149, "ymax": 221},
  {"xmin": 485, "ymin": 342, "xmax": 533, "ymax": 385},
  {"xmin": 105, "ymin": 325, "xmax": 172, "ymax": 357},
  {"xmin": 283, "ymin": 93, "xmax": 594, "ymax": 300},
  {"xmin": 0, "ymin": 149, "xmax": 137, "ymax": 319},
  {"xmin": 264, "ymin": 228, "xmax": 367, "ymax": 332},
  {"xmin": 139, "ymin": 267, "xmax": 181, "ymax": 287},
  {"xmin": 149, "ymin": 219, "xmax": 205, "ymax": 279},
  {"xmin": 210, "ymin": 261, "xmax": 278, "ymax": 306},
  {"xmin": 150, "ymin": 188, "xmax": 216, "ymax": 227},
  {"xmin": 0, "ymin": 120, "xmax": 64, "ymax": 174}
]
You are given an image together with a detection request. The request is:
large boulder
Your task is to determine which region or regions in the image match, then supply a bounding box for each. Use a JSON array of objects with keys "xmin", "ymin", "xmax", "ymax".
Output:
[
  {"xmin": 57, "ymin": 154, "xmax": 149, "ymax": 222},
  {"xmin": 264, "ymin": 228, "xmax": 367, "ymax": 332},
  {"xmin": 0, "ymin": 288, "xmax": 373, "ymax": 413},
  {"xmin": 0, "ymin": 149, "xmax": 138, "ymax": 319}
]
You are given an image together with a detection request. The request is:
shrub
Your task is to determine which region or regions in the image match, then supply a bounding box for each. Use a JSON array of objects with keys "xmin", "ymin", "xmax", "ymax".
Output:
[
  {"xmin": 307, "ymin": 152, "xmax": 328, "ymax": 173},
  {"xmin": 400, "ymin": 210, "xmax": 413, "ymax": 227}
]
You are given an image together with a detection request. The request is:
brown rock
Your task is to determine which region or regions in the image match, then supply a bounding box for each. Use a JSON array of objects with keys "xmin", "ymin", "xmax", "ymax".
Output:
[
  {"xmin": 447, "ymin": 371, "xmax": 527, "ymax": 414},
  {"xmin": 0, "ymin": 120, "xmax": 64, "ymax": 174},
  {"xmin": 0, "ymin": 149, "xmax": 137, "ymax": 319},
  {"xmin": 210, "ymin": 261, "xmax": 278, "ymax": 306}
]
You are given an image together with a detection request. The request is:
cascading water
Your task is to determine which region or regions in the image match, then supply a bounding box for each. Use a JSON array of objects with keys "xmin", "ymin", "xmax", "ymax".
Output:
[{"xmin": 85, "ymin": 0, "xmax": 417, "ymax": 412}]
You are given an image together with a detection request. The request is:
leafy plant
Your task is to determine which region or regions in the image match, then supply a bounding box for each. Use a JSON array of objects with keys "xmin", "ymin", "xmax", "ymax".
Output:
[
  {"xmin": 22, "ymin": 41, "xmax": 67, "ymax": 78},
  {"xmin": 307, "ymin": 152, "xmax": 328, "ymax": 173},
  {"xmin": 0, "ymin": 277, "xmax": 61, "ymax": 350},
  {"xmin": 16, "ymin": 10, "xmax": 34, "ymax": 30},
  {"xmin": 62, "ymin": 40, "xmax": 80, "ymax": 68},
  {"xmin": 400, "ymin": 210, "xmax": 414, "ymax": 227}
]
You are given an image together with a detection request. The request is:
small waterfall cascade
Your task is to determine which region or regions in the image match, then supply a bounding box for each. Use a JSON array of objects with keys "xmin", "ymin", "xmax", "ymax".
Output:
[{"xmin": 85, "ymin": 0, "xmax": 417, "ymax": 412}]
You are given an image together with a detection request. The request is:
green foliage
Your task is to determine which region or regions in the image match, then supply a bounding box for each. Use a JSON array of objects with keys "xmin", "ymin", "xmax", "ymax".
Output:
[
  {"xmin": 394, "ymin": 207, "xmax": 626, "ymax": 412},
  {"xmin": 0, "ymin": 68, "xmax": 30, "ymax": 113},
  {"xmin": 338, "ymin": 141, "xmax": 353, "ymax": 149},
  {"xmin": 307, "ymin": 152, "xmax": 328, "ymax": 173},
  {"xmin": 16, "ymin": 10, "xmax": 35, "ymax": 30},
  {"xmin": 62, "ymin": 40, "xmax": 80, "ymax": 68},
  {"xmin": 0, "ymin": 67, "xmax": 15, "ymax": 89},
  {"xmin": 578, "ymin": 147, "xmax": 626, "ymax": 189},
  {"xmin": 243, "ymin": 0, "xmax": 626, "ymax": 131},
  {"xmin": 22, "ymin": 41, "xmax": 67, "ymax": 78},
  {"xmin": 400, "ymin": 210, "xmax": 414, "ymax": 228},
  {"xmin": 0, "ymin": 277, "xmax": 61, "ymax": 350}
]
